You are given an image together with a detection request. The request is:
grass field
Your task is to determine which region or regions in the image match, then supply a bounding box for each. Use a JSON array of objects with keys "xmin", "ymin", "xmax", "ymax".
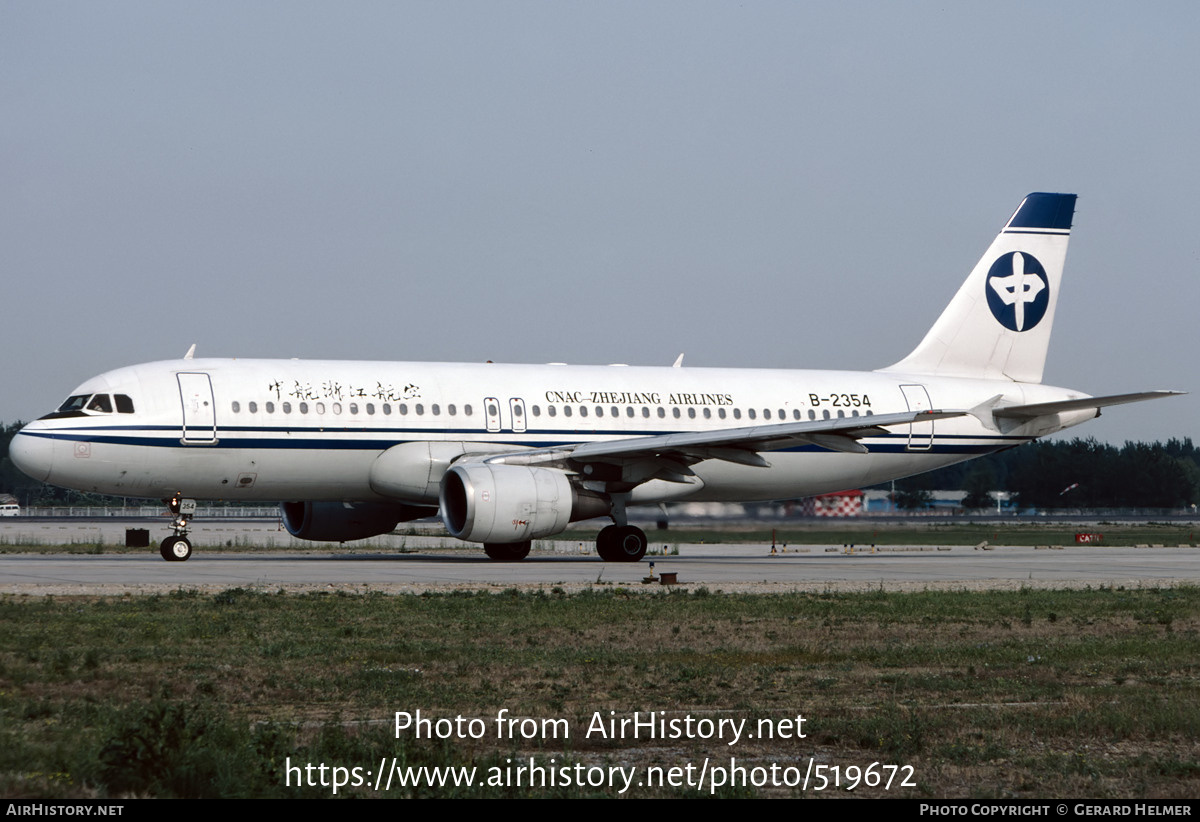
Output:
[{"xmin": 3, "ymin": 585, "xmax": 1199, "ymax": 798}]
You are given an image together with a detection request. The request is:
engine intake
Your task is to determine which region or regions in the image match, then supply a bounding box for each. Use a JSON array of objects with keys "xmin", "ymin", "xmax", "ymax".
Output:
[{"xmin": 439, "ymin": 463, "xmax": 609, "ymax": 543}]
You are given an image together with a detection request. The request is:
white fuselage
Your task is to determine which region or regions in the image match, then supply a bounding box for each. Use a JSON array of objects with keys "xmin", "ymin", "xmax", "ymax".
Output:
[{"xmin": 11, "ymin": 357, "xmax": 1094, "ymax": 506}]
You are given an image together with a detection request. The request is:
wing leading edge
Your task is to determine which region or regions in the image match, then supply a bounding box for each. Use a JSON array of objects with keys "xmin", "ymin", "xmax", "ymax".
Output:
[{"xmin": 475, "ymin": 408, "xmax": 970, "ymax": 480}]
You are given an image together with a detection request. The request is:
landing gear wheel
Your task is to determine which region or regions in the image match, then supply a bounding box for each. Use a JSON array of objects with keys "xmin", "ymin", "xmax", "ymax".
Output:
[
  {"xmin": 160, "ymin": 536, "xmax": 192, "ymax": 562},
  {"xmin": 484, "ymin": 541, "xmax": 531, "ymax": 561},
  {"xmin": 596, "ymin": 525, "xmax": 647, "ymax": 562}
]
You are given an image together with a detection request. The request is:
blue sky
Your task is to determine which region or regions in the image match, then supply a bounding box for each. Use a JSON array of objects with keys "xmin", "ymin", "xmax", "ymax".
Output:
[{"xmin": 3, "ymin": 2, "xmax": 1196, "ymax": 443}]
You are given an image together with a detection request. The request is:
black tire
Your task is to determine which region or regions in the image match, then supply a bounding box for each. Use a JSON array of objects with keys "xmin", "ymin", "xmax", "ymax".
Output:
[
  {"xmin": 596, "ymin": 525, "xmax": 647, "ymax": 562},
  {"xmin": 483, "ymin": 541, "xmax": 531, "ymax": 561},
  {"xmin": 160, "ymin": 536, "xmax": 192, "ymax": 562},
  {"xmin": 596, "ymin": 524, "xmax": 618, "ymax": 561}
]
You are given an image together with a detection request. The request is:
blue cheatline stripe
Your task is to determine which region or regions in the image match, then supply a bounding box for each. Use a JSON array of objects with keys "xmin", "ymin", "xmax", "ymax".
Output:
[
  {"xmin": 24, "ymin": 423, "xmax": 1033, "ymax": 443},
  {"xmin": 20, "ymin": 428, "xmax": 1027, "ymax": 456}
]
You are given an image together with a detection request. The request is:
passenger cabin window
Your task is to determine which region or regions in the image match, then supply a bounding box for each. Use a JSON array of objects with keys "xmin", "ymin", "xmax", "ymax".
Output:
[{"xmin": 231, "ymin": 401, "xmax": 241, "ymax": 413}]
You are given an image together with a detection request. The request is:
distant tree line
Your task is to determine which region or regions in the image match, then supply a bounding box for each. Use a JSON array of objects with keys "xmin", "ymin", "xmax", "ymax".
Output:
[
  {"xmin": 2, "ymin": 420, "xmax": 1197, "ymax": 511},
  {"xmin": 885, "ymin": 437, "xmax": 1200, "ymax": 510}
]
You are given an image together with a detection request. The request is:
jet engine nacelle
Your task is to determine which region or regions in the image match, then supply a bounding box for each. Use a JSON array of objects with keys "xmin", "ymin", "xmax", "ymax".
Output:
[
  {"xmin": 439, "ymin": 463, "xmax": 609, "ymax": 543},
  {"xmin": 368, "ymin": 441, "xmax": 517, "ymax": 503},
  {"xmin": 280, "ymin": 501, "xmax": 433, "ymax": 542}
]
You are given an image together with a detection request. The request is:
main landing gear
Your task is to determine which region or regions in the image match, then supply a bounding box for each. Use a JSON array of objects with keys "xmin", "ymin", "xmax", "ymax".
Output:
[
  {"xmin": 596, "ymin": 524, "xmax": 648, "ymax": 562},
  {"xmin": 484, "ymin": 541, "xmax": 532, "ymax": 561},
  {"xmin": 159, "ymin": 494, "xmax": 197, "ymax": 562},
  {"xmin": 594, "ymin": 493, "xmax": 647, "ymax": 562}
]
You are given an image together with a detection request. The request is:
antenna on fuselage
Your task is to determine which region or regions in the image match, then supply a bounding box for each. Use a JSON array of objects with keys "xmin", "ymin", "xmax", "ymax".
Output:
[
  {"xmin": 672, "ymin": 353, "xmax": 684, "ymax": 368},
  {"xmin": 183, "ymin": 344, "xmax": 196, "ymax": 360}
]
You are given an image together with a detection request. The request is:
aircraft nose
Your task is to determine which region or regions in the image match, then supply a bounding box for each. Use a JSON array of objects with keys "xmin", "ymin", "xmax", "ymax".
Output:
[{"xmin": 9, "ymin": 429, "xmax": 54, "ymax": 482}]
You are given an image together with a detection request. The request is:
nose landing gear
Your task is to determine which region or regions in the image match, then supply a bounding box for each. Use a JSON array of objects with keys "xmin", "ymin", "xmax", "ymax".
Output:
[{"xmin": 159, "ymin": 495, "xmax": 196, "ymax": 562}]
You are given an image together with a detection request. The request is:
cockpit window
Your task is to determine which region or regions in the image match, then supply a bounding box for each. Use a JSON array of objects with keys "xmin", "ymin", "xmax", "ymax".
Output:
[
  {"xmin": 57, "ymin": 395, "xmax": 90, "ymax": 413},
  {"xmin": 86, "ymin": 394, "xmax": 113, "ymax": 413},
  {"xmin": 115, "ymin": 394, "xmax": 135, "ymax": 414}
]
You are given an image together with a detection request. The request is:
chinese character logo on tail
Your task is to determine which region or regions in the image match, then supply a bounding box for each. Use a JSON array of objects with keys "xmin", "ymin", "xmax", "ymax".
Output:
[{"xmin": 986, "ymin": 251, "xmax": 1049, "ymax": 331}]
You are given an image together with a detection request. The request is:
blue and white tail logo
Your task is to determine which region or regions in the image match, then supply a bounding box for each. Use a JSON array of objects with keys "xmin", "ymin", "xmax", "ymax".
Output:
[
  {"xmin": 985, "ymin": 251, "xmax": 1049, "ymax": 332},
  {"xmin": 881, "ymin": 192, "xmax": 1075, "ymax": 384}
]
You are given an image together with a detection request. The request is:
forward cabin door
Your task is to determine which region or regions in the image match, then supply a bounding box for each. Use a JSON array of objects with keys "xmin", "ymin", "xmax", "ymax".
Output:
[
  {"xmin": 484, "ymin": 397, "xmax": 502, "ymax": 433},
  {"xmin": 899, "ymin": 384, "xmax": 934, "ymax": 451},
  {"xmin": 508, "ymin": 397, "xmax": 527, "ymax": 433},
  {"xmin": 178, "ymin": 372, "xmax": 217, "ymax": 444}
]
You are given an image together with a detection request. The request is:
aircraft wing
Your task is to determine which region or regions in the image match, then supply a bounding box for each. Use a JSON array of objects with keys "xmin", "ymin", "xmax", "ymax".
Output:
[{"xmin": 479, "ymin": 409, "xmax": 969, "ymax": 478}]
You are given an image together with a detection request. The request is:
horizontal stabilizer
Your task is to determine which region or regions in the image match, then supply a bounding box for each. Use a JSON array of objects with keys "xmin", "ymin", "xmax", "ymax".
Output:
[{"xmin": 993, "ymin": 390, "xmax": 1185, "ymax": 419}]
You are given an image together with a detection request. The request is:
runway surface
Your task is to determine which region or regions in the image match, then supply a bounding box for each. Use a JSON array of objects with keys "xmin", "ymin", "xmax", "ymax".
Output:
[{"xmin": 3, "ymin": 543, "xmax": 1199, "ymax": 595}]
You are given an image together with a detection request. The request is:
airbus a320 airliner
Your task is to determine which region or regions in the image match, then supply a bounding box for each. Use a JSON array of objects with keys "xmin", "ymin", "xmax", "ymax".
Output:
[{"xmin": 10, "ymin": 193, "xmax": 1182, "ymax": 562}]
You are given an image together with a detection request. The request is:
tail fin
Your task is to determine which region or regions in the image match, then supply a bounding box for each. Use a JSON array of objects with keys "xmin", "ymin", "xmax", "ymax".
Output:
[{"xmin": 881, "ymin": 192, "xmax": 1077, "ymax": 384}]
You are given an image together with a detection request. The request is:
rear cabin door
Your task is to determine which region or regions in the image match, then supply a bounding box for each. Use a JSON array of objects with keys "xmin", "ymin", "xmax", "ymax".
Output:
[
  {"xmin": 900, "ymin": 384, "xmax": 934, "ymax": 451},
  {"xmin": 178, "ymin": 373, "xmax": 217, "ymax": 444}
]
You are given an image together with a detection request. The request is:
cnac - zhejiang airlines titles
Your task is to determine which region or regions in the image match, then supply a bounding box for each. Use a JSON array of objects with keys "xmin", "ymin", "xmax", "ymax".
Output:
[
  {"xmin": 9, "ymin": 193, "xmax": 1183, "ymax": 564},
  {"xmin": 542, "ymin": 391, "xmax": 735, "ymax": 407}
]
